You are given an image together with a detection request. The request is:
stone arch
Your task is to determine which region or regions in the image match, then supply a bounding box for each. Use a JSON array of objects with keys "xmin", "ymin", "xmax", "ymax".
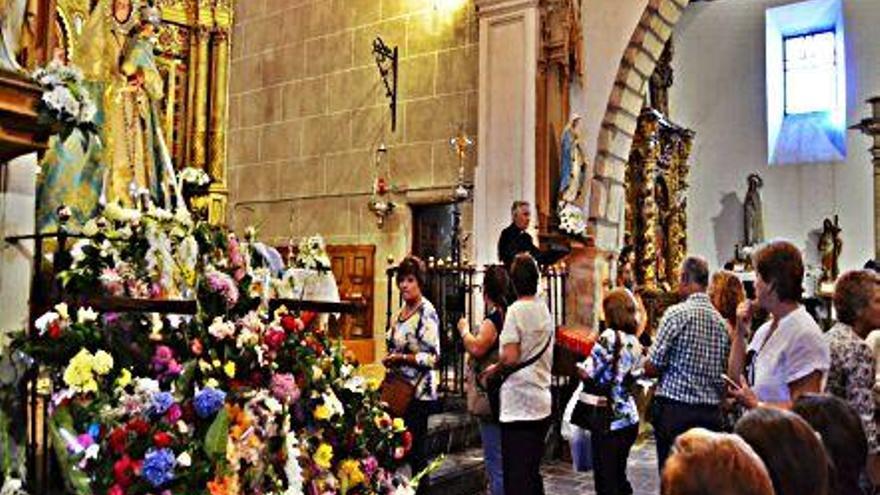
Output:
[{"xmin": 587, "ymin": 0, "xmax": 691, "ymax": 252}]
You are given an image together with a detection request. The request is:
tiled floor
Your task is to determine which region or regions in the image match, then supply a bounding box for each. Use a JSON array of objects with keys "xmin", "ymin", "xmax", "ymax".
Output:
[{"xmin": 542, "ymin": 439, "xmax": 660, "ymax": 495}]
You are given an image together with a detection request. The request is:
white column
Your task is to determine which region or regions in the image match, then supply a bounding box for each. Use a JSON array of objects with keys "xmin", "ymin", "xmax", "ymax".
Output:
[
  {"xmin": 0, "ymin": 153, "xmax": 35, "ymax": 333},
  {"xmin": 474, "ymin": 0, "xmax": 539, "ymax": 266}
]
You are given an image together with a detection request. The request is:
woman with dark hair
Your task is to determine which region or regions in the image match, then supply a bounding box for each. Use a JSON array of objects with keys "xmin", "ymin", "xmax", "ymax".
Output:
[
  {"xmin": 728, "ymin": 240, "xmax": 830, "ymax": 410},
  {"xmin": 793, "ymin": 394, "xmax": 869, "ymax": 495},
  {"xmin": 735, "ymin": 407, "xmax": 830, "ymax": 495},
  {"xmin": 661, "ymin": 428, "xmax": 774, "ymax": 495},
  {"xmin": 577, "ymin": 288, "xmax": 644, "ymax": 495},
  {"xmin": 385, "ymin": 255, "xmax": 440, "ymax": 492},
  {"xmin": 481, "ymin": 253, "xmax": 554, "ymax": 495},
  {"xmin": 824, "ymin": 270, "xmax": 880, "ymax": 487},
  {"xmin": 457, "ymin": 265, "xmax": 512, "ymax": 495}
]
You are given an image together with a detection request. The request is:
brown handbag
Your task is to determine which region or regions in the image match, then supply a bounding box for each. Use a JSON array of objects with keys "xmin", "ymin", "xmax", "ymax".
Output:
[{"xmin": 380, "ymin": 370, "xmax": 423, "ymax": 418}]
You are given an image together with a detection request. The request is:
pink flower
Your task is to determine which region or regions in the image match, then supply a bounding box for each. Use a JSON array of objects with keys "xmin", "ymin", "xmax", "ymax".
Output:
[
  {"xmin": 227, "ymin": 234, "xmax": 246, "ymax": 282},
  {"xmin": 270, "ymin": 373, "xmax": 300, "ymax": 405},
  {"xmin": 100, "ymin": 268, "xmax": 125, "ymax": 296},
  {"xmin": 165, "ymin": 403, "xmax": 182, "ymax": 423},
  {"xmin": 206, "ymin": 271, "xmax": 239, "ymax": 308}
]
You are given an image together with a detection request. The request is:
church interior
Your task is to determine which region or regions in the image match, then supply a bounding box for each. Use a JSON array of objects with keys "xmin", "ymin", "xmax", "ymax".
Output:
[{"xmin": 1, "ymin": 0, "xmax": 879, "ymax": 493}]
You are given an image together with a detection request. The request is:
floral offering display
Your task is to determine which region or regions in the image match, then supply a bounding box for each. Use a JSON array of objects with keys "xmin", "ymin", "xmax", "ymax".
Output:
[
  {"xmin": 558, "ymin": 201, "xmax": 588, "ymax": 239},
  {"xmin": 31, "ymin": 61, "xmax": 99, "ymax": 147},
  {"xmin": 2, "ymin": 204, "xmax": 428, "ymax": 495},
  {"xmin": 294, "ymin": 236, "xmax": 332, "ymax": 272}
]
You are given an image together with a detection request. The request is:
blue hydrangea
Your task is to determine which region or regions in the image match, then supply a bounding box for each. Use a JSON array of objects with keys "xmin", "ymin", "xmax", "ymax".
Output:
[
  {"xmin": 142, "ymin": 448, "xmax": 176, "ymax": 487},
  {"xmin": 193, "ymin": 387, "xmax": 226, "ymax": 418},
  {"xmin": 149, "ymin": 391, "xmax": 175, "ymax": 417}
]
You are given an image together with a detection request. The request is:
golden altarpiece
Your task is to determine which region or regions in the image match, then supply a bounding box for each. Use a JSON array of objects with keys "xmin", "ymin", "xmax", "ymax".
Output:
[
  {"xmin": 625, "ymin": 40, "xmax": 695, "ymax": 330},
  {"xmin": 1, "ymin": 0, "xmax": 233, "ymax": 223}
]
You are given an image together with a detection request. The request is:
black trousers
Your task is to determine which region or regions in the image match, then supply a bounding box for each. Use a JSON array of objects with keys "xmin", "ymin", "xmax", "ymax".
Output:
[
  {"xmin": 651, "ymin": 397, "xmax": 722, "ymax": 473},
  {"xmin": 501, "ymin": 417, "xmax": 551, "ymax": 495},
  {"xmin": 592, "ymin": 424, "xmax": 639, "ymax": 495},
  {"xmin": 404, "ymin": 400, "xmax": 437, "ymax": 494}
]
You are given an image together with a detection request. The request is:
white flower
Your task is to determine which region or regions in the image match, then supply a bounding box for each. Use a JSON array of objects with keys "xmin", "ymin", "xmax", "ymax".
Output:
[
  {"xmin": 53, "ymin": 302, "xmax": 69, "ymax": 320},
  {"xmin": 178, "ymin": 167, "xmax": 211, "ymax": 186},
  {"xmin": 103, "ymin": 202, "xmax": 141, "ymax": 223},
  {"xmin": 134, "ymin": 378, "xmax": 160, "ymax": 396},
  {"xmin": 176, "ymin": 452, "xmax": 192, "ymax": 467},
  {"xmin": 282, "ymin": 418, "xmax": 305, "ymax": 495},
  {"xmin": 343, "ymin": 375, "xmax": 366, "ymax": 395},
  {"xmin": 322, "ymin": 389, "xmax": 344, "ymax": 418},
  {"xmin": 76, "ymin": 307, "xmax": 98, "ymax": 324},
  {"xmin": 176, "ymin": 420, "xmax": 190, "ymax": 434},
  {"xmin": 0, "ymin": 478, "xmax": 28, "ymax": 495},
  {"xmin": 81, "ymin": 219, "xmax": 100, "ymax": 237},
  {"xmin": 208, "ymin": 317, "xmax": 236, "ymax": 340},
  {"xmin": 236, "ymin": 327, "xmax": 259, "ymax": 349},
  {"xmin": 35, "ymin": 311, "xmax": 59, "ymax": 335}
]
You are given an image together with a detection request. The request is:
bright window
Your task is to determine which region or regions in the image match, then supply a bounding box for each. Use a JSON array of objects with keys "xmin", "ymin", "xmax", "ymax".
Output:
[{"xmin": 784, "ymin": 30, "xmax": 837, "ymax": 115}]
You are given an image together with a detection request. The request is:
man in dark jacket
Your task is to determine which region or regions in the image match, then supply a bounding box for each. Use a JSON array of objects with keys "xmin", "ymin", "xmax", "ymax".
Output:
[{"xmin": 498, "ymin": 201, "xmax": 542, "ymax": 268}]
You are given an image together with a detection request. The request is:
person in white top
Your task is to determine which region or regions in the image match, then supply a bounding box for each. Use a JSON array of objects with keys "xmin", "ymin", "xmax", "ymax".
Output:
[
  {"xmin": 482, "ymin": 253, "xmax": 554, "ymax": 495},
  {"xmin": 728, "ymin": 240, "xmax": 830, "ymax": 410}
]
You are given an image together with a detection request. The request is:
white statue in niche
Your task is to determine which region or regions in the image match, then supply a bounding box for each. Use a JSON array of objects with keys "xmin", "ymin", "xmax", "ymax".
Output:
[{"xmin": 0, "ymin": 0, "xmax": 28, "ymax": 71}]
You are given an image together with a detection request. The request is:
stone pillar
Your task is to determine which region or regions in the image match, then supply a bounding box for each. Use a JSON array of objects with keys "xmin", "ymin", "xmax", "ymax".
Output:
[
  {"xmin": 474, "ymin": 0, "xmax": 539, "ymax": 265},
  {"xmin": 208, "ymin": 27, "xmax": 230, "ymax": 225},
  {"xmin": 852, "ymin": 97, "xmax": 880, "ymax": 258}
]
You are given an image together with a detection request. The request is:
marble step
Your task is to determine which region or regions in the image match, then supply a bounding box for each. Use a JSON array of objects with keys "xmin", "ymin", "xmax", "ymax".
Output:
[{"xmin": 425, "ymin": 447, "xmax": 487, "ymax": 495}]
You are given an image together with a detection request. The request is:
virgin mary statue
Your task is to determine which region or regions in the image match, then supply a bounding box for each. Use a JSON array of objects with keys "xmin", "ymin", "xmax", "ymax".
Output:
[{"xmin": 36, "ymin": 0, "xmax": 181, "ymax": 231}]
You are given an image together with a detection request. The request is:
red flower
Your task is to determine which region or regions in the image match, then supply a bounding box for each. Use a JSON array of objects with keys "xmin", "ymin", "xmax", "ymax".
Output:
[
  {"xmin": 109, "ymin": 428, "xmax": 128, "ymax": 455},
  {"xmin": 47, "ymin": 320, "xmax": 62, "ymax": 339},
  {"xmin": 402, "ymin": 430, "xmax": 413, "ymax": 453},
  {"xmin": 264, "ymin": 329, "xmax": 286, "ymax": 350},
  {"xmin": 280, "ymin": 315, "xmax": 302, "ymax": 333},
  {"xmin": 107, "ymin": 484, "xmax": 125, "ymax": 495},
  {"xmin": 153, "ymin": 431, "xmax": 174, "ymax": 448},
  {"xmin": 113, "ymin": 455, "xmax": 137, "ymax": 487},
  {"xmin": 190, "ymin": 338, "xmax": 204, "ymax": 356},
  {"xmin": 126, "ymin": 419, "xmax": 149, "ymax": 436}
]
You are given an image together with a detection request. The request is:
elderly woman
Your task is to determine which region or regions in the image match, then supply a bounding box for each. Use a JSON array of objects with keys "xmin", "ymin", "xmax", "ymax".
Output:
[
  {"xmin": 728, "ymin": 240, "xmax": 830, "ymax": 410},
  {"xmin": 384, "ymin": 255, "xmax": 440, "ymax": 491},
  {"xmin": 823, "ymin": 270, "xmax": 880, "ymax": 486},
  {"xmin": 578, "ymin": 288, "xmax": 644, "ymax": 495},
  {"xmin": 457, "ymin": 265, "xmax": 512, "ymax": 495},
  {"xmin": 482, "ymin": 253, "xmax": 554, "ymax": 495},
  {"xmin": 661, "ymin": 428, "xmax": 774, "ymax": 495}
]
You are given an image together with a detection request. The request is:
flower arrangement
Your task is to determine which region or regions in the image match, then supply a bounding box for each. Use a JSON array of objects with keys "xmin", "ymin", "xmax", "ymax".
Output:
[
  {"xmin": 294, "ymin": 235, "xmax": 331, "ymax": 271},
  {"xmin": 7, "ymin": 214, "xmax": 426, "ymax": 494},
  {"xmin": 31, "ymin": 61, "xmax": 98, "ymax": 147},
  {"xmin": 558, "ymin": 201, "xmax": 588, "ymax": 239}
]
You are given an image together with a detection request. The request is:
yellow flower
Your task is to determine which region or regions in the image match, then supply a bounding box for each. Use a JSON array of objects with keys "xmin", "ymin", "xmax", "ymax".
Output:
[
  {"xmin": 312, "ymin": 366, "xmax": 323, "ymax": 381},
  {"xmin": 313, "ymin": 404, "xmax": 331, "ymax": 421},
  {"xmin": 338, "ymin": 458, "xmax": 366, "ymax": 488},
  {"xmin": 212, "ymin": 359, "xmax": 222, "ymax": 368},
  {"xmin": 224, "ymin": 361, "xmax": 236, "ymax": 378},
  {"xmin": 206, "ymin": 378, "xmax": 220, "ymax": 389},
  {"xmin": 392, "ymin": 417, "xmax": 406, "ymax": 432},
  {"xmin": 92, "ymin": 350, "xmax": 114, "ymax": 375},
  {"xmin": 314, "ymin": 443, "xmax": 333, "ymax": 470},
  {"xmin": 63, "ymin": 349, "xmax": 97, "ymax": 393},
  {"xmin": 115, "ymin": 368, "xmax": 132, "ymax": 389}
]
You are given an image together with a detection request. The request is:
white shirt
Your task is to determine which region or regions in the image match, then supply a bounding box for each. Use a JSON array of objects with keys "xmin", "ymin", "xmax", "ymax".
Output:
[
  {"xmin": 748, "ymin": 306, "xmax": 830, "ymax": 403},
  {"xmin": 499, "ymin": 298, "xmax": 555, "ymax": 423}
]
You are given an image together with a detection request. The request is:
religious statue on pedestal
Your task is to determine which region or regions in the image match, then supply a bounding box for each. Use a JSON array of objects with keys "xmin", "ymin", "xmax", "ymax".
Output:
[
  {"xmin": 559, "ymin": 114, "xmax": 586, "ymax": 205},
  {"xmin": 36, "ymin": 0, "xmax": 181, "ymax": 231},
  {"xmin": 819, "ymin": 215, "xmax": 842, "ymax": 283},
  {"xmin": 743, "ymin": 173, "xmax": 764, "ymax": 247}
]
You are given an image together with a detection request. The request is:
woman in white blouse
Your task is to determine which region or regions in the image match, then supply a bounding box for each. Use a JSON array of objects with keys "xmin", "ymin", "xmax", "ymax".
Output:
[{"xmin": 728, "ymin": 241, "xmax": 830, "ymax": 410}]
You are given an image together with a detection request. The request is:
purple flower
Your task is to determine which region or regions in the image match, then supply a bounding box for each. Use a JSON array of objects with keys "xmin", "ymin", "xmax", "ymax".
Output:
[
  {"xmin": 362, "ymin": 456, "xmax": 379, "ymax": 478},
  {"xmin": 149, "ymin": 392, "xmax": 175, "ymax": 417},
  {"xmin": 152, "ymin": 346, "xmax": 182, "ymax": 380},
  {"xmin": 194, "ymin": 387, "xmax": 226, "ymax": 418},
  {"xmin": 206, "ymin": 271, "xmax": 239, "ymax": 308},
  {"xmin": 142, "ymin": 448, "xmax": 176, "ymax": 487},
  {"xmin": 270, "ymin": 373, "xmax": 300, "ymax": 405}
]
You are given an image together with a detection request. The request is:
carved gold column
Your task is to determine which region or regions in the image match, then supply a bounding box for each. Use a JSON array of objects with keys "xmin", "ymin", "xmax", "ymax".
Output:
[
  {"xmin": 637, "ymin": 113, "xmax": 660, "ymax": 291},
  {"xmin": 207, "ymin": 25, "xmax": 230, "ymax": 224},
  {"xmin": 666, "ymin": 129, "xmax": 693, "ymax": 285},
  {"xmin": 191, "ymin": 25, "xmax": 211, "ymax": 171}
]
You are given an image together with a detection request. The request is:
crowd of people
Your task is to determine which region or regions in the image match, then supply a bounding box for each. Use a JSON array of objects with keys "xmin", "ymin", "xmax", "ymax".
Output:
[{"xmin": 382, "ymin": 201, "xmax": 880, "ymax": 495}]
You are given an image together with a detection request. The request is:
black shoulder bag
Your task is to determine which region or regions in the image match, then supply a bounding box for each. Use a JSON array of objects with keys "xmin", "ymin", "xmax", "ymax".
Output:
[
  {"xmin": 484, "ymin": 331, "xmax": 553, "ymax": 420},
  {"xmin": 570, "ymin": 331, "xmax": 622, "ymax": 433}
]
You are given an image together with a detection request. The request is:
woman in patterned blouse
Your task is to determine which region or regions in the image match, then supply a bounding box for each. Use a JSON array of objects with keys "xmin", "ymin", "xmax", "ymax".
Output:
[
  {"xmin": 384, "ymin": 255, "xmax": 440, "ymax": 492},
  {"xmin": 578, "ymin": 288, "xmax": 644, "ymax": 495},
  {"xmin": 825, "ymin": 269, "xmax": 880, "ymax": 487}
]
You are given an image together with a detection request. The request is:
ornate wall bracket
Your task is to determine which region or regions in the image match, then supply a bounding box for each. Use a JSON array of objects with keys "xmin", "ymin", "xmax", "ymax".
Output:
[{"xmin": 850, "ymin": 96, "xmax": 880, "ymax": 258}]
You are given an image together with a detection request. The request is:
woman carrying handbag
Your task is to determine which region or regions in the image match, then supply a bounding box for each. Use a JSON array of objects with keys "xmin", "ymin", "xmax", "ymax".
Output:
[
  {"xmin": 571, "ymin": 288, "xmax": 644, "ymax": 495},
  {"xmin": 457, "ymin": 265, "xmax": 513, "ymax": 495},
  {"xmin": 383, "ymin": 256, "xmax": 440, "ymax": 494}
]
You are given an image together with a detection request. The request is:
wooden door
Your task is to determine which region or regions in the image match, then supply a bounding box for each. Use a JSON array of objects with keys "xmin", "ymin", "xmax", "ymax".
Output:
[{"xmin": 327, "ymin": 245, "xmax": 375, "ymax": 341}]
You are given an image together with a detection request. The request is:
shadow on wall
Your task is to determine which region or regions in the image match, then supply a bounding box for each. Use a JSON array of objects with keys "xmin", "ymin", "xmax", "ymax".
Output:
[{"xmin": 712, "ymin": 191, "xmax": 743, "ymax": 267}]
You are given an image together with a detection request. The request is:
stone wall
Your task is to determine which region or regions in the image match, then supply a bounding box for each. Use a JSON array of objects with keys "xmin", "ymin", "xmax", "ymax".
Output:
[{"xmin": 228, "ymin": 0, "xmax": 479, "ymax": 359}]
